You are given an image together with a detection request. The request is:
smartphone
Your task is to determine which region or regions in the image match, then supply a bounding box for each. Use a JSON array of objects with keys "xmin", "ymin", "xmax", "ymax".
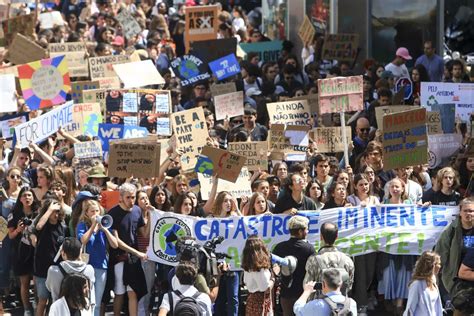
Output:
[{"xmin": 314, "ymin": 282, "xmax": 323, "ymax": 291}]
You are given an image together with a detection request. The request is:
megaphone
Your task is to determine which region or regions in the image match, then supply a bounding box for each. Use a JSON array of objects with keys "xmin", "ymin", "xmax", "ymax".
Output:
[
  {"xmin": 96, "ymin": 214, "xmax": 113, "ymax": 229},
  {"xmin": 271, "ymin": 254, "xmax": 298, "ymax": 276}
]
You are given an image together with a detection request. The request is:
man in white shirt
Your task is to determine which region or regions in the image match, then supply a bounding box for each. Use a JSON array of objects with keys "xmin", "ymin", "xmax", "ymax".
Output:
[{"xmin": 384, "ymin": 47, "xmax": 411, "ymax": 80}]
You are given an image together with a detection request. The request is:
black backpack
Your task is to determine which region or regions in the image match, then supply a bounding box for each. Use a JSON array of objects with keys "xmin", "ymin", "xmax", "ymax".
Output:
[
  {"xmin": 323, "ymin": 296, "xmax": 353, "ymax": 316},
  {"xmin": 168, "ymin": 289, "xmax": 202, "ymax": 316}
]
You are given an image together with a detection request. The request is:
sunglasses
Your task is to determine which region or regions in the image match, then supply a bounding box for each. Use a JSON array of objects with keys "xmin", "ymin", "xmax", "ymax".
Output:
[
  {"xmin": 359, "ymin": 128, "xmax": 370, "ymax": 132},
  {"xmin": 10, "ymin": 174, "xmax": 21, "ymax": 179}
]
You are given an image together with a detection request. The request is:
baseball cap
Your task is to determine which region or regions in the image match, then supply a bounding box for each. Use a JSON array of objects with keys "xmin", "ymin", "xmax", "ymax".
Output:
[
  {"xmin": 396, "ymin": 47, "xmax": 412, "ymax": 60},
  {"xmin": 112, "ymin": 36, "xmax": 124, "ymax": 47},
  {"xmin": 288, "ymin": 215, "xmax": 309, "ymax": 230}
]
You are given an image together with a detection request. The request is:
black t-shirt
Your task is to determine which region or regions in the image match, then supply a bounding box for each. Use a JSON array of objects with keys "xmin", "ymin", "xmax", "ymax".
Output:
[
  {"xmin": 462, "ymin": 246, "xmax": 474, "ymax": 270},
  {"xmin": 109, "ymin": 204, "xmax": 145, "ymax": 259},
  {"xmin": 34, "ymin": 221, "xmax": 66, "ymax": 278},
  {"xmin": 461, "ymin": 227, "xmax": 474, "ymax": 262},
  {"xmin": 274, "ymin": 192, "xmax": 317, "ymax": 214},
  {"xmin": 427, "ymin": 190, "xmax": 461, "ymax": 206},
  {"xmin": 273, "ymin": 238, "xmax": 316, "ymax": 298}
]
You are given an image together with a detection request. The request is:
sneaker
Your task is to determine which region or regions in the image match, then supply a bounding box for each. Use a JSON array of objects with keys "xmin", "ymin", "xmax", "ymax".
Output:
[{"xmin": 358, "ymin": 305, "xmax": 368, "ymax": 316}]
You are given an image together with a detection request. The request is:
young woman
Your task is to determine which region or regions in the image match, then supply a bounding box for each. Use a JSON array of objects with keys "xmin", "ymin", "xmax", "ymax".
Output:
[
  {"xmin": 347, "ymin": 174, "xmax": 380, "ymax": 207},
  {"xmin": 247, "ymin": 192, "xmax": 271, "ymax": 216},
  {"xmin": 332, "ymin": 169, "xmax": 353, "ymax": 195},
  {"xmin": 77, "ymin": 199, "xmax": 118, "ymax": 316},
  {"xmin": 149, "ymin": 185, "xmax": 172, "ymax": 212},
  {"xmin": 403, "ymin": 251, "xmax": 443, "ymax": 316},
  {"xmin": 242, "ymin": 235, "xmax": 274, "ymax": 316},
  {"xmin": 174, "ymin": 192, "xmax": 204, "ymax": 217},
  {"xmin": 33, "ymin": 165, "xmax": 54, "ymax": 201},
  {"xmin": 305, "ymin": 179, "xmax": 325, "ymax": 210},
  {"xmin": 49, "ymin": 274, "xmax": 92, "ymax": 316},
  {"xmin": 423, "ymin": 167, "xmax": 461, "ymax": 206},
  {"xmin": 211, "ymin": 191, "xmax": 242, "ymax": 218},
  {"xmin": 272, "ymin": 162, "xmax": 288, "ymax": 184},
  {"xmin": 171, "ymin": 174, "xmax": 189, "ymax": 203},
  {"xmin": 458, "ymin": 156, "xmax": 474, "ymax": 197},
  {"xmin": 360, "ymin": 160, "xmax": 383, "ymax": 200},
  {"xmin": 322, "ymin": 182, "xmax": 352, "ymax": 209}
]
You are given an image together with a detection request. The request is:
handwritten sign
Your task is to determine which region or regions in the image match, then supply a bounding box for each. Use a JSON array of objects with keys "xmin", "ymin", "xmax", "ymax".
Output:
[
  {"xmin": 239, "ymin": 41, "xmax": 282, "ymax": 63},
  {"xmin": 74, "ymin": 140, "xmax": 103, "ymax": 159},
  {"xmin": 0, "ymin": 113, "xmax": 28, "ymax": 140},
  {"xmin": 213, "ymin": 91, "xmax": 244, "ymax": 121},
  {"xmin": 266, "ymin": 99, "xmax": 311, "ymax": 125},
  {"xmin": 98, "ymin": 77, "xmax": 121, "ymax": 89},
  {"xmin": 8, "ymin": 33, "xmax": 47, "ymax": 65},
  {"xmin": 170, "ymin": 54, "xmax": 211, "ymax": 87},
  {"xmin": 49, "ymin": 42, "xmax": 88, "ymax": 77},
  {"xmin": 195, "ymin": 146, "xmax": 246, "ymax": 182},
  {"xmin": 185, "ymin": 5, "xmax": 219, "ymax": 51},
  {"xmin": 428, "ymin": 133, "xmax": 462, "ymax": 169},
  {"xmin": 375, "ymin": 105, "xmax": 417, "ymax": 130},
  {"xmin": 1, "ymin": 14, "xmax": 35, "ymax": 45},
  {"xmin": 38, "ymin": 11, "xmax": 64, "ymax": 29},
  {"xmin": 198, "ymin": 167, "xmax": 252, "ymax": 200},
  {"xmin": 427, "ymin": 111, "xmax": 442, "ymax": 135},
  {"xmin": 108, "ymin": 139, "xmax": 160, "ymax": 178},
  {"xmin": 322, "ymin": 33, "xmax": 359, "ymax": 62},
  {"xmin": 311, "ymin": 127, "xmax": 352, "ymax": 153},
  {"xmin": 113, "ymin": 60, "xmax": 165, "ymax": 88},
  {"xmin": 269, "ymin": 124, "xmax": 310, "ymax": 160},
  {"xmin": 0, "ymin": 74, "xmax": 17, "ymax": 113},
  {"xmin": 62, "ymin": 103, "xmax": 102, "ymax": 137},
  {"xmin": 88, "ymin": 55, "xmax": 130, "ymax": 80},
  {"xmin": 116, "ymin": 10, "xmax": 141, "ymax": 39},
  {"xmin": 71, "ymin": 81, "xmax": 99, "ymax": 103},
  {"xmin": 298, "ymin": 15, "xmax": 315, "ymax": 44},
  {"xmin": 171, "ymin": 107, "xmax": 208, "ymax": 171},
  {"xmin": 208, "ymin": 53, "xmax": 240, "ymax": 81},
  {"xmin": 228, "ymin": 141, "xmax": 268, "ymax": 171},
  {"xmin": 382, "ymin": 108, "xmax": 428, "ymax": 170},
  {"xmin": 210, "ymin": 82, "xmax": 236, "ymax": 96},
  {"xmin": 318, "ymin": 76, "xmax": 363, "ymax": 114}
]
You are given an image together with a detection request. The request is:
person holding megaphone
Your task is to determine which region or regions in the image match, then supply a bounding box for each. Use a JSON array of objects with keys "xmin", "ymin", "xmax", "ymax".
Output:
[{"xmin": 77, "ymin": 199, "xmax": 118, "ymax": 316}]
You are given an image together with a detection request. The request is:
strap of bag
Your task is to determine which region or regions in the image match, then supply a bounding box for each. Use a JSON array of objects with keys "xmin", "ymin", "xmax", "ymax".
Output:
[
  {"xmin": 167, "ymin": 291, "xmax": 174, "ymax": 315},
  {"xmin": 323, "ymin": 295, "xmax": 339, "ymax": 311}
]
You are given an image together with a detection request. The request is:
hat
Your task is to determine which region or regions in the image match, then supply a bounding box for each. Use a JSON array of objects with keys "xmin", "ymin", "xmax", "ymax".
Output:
[
  {"xmin": 71, "ymin": 191, "xmax": 99, "ymax": 210},
  {"xmin": 380, "ymin": 70, "xmax": 394, "ymax": 79},
  {"xmin": 245, "ymin": 87, "xmax": 262, "ymax": 98},
  {"xmin": 396, "ymin": 47, "xmax": 412, "ymax": 60},
  {"xmin": 88, "ymin": 165, "xmax": 109, "ymax": 180},
  {"xmin": 164, "ymin": 168, "xmax": 180, "ymax": 180},
  {"xmin": 112, "ymin": 36, "xmax": 124, "ymax": 46},
  {"xmin": 288, "ymin": 215, "xmax": 309, "ymax": 230}
]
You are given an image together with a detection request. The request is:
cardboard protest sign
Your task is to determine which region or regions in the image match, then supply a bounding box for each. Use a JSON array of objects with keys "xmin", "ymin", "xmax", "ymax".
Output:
[
  {"xmin": 116, "ymin": 10, "xmax": 141, "ymax": 39},
  {"xmin": 98, "ymin": 77, "xmax": 121, "ymax": 89},
  {"xmin": 208, "ymin": 53, "xmax": 240, "ymax": 81},
  {"xmin": 71, "ymin": 81, "xmax": 99, "ymax": 103},
  {"xmin": 18, "ymin": 55, "xmax": 71, "ymax": 110},
  {"xmin": 49, "ymin": 42, "xmax": 89, "ymax": 77},
  {"xmin": 198, "ymin": 167, "xmax": 252, "ymax": 200},
  {"xmin": 62, "ymin": 103, "xmax": 102, "ymax": 137},
  {"xmin": 266, "ymin": 99, "xmax": 311, "ymax": 125},
  {"xmin": 108, "ymin": 139, "xmax": 160, "ymax": 178},
  {"xmin": 239, "ymin": 41, "xmax": 282, "ymax": 63},
  {"xmin": 455, "ymin": 104, "xmax": 474, "ymax": 124},
  {"xmin": 322, "ymin": 33, "xmax": 359, "ymax": 62},
  {"xmin": 318, "ymin": 76, "xmax": 363, "ymax": 114},
  {"xmin": 8, "ymin": 33, "xmax": 47, "ymax": 65},
  {"xmin": 210, "ymin": 82, "xmax": 236, "ymax": 96},
  {"xmin": 427, "ymin": 103, "xmax": 455, "ymax": 134},
  {"xmin": 427, "ymin": 134, "xmax": 462, "ymax": 169},
  {"xmin": 0, "ymin": 74, "xmax": 17, "ymax": 113},
  {"xmin": 101, "ymin": 191, "xmax": 120, "ymax": 211},
  {"xmin": 38, "ymin": 11, "xmax": 64, "ymax": 29},
  {"xmin": 48, "ymin": 42, "xmax": 87, "ymax": 53},
  {"xmin": 213, "ymin": 91, "xmax": 244, "ymax": 121},
  {"xmin": 427, "ymin": 111, "xmax": 442, "ymax": 135},
  {"xmin": 88, "ymin": 55, "xmax": 130, "ymax": 80},
  {"xmin": 195, "ymin": 146, "xmax": 246, "ymax": 182},
  {"xmin": 269, "ymin": 124, "xmax": 310, "ymax": 160},
  {"xmin": 170, "ymin": 54, "xmax": 210, "ymax": 87},
  {"xmin": 15, "ymin": 101, "xmax": 74, "ymax": 148},
  {"xmin": 298, "ymin": 15, "xmax": 316, "ymax": 44},
  {"xmin": 171, "ymin": 107, "xmax": 208, "ymax": 171},
  {"xmin": 382, "ymin": 108, "xmax": 428, "ymax": 170},
  {"xmin": 74, "ymin": 140, "xmax": 103, "ymax": 159},
  {"xmin": 311, "ymin": 127, "xmax": 352, "ymax": 153},
  {"xmin": 0, "ymin": 216, "xmax": 7, "ymax": 241},
  {"xmin": 0, "ymin": 113, "xmax": 28, "ymax": 140},
  {"xmin": 98, "ymin": 123, "xmax": 149, "ymax": 158},
  {"xmin": 1, "ymin": 14, "xmax": 35, "ymax": 45},
  {"xmin": 375, "ymin": 105, "xmax": 416, "ymax": 129},
  {"xmin": 113, "ymin": 60, "xmax": 165, "ymax": 88},
  {"xmin": 228, "ymin": 141, "xmax": 268, "ymax": 171},
  {"xmin": 190, "ymin": 38, "xmax": 237, "ymax": 64},
  {"xmin": 184, "ymin": 5, "xmax": 219, "ymax": 51}
]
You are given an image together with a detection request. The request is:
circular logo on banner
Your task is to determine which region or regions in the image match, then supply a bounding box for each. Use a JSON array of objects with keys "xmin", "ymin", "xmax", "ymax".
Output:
[{"xmin": 152, "ymin": 216, "xmax": 192, "ymax": 263}]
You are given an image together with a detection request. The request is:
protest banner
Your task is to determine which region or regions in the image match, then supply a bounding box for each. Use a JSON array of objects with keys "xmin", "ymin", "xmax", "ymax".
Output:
[
  {"xmin": 208, "ymin": 53, "xmax": 240, "ymax": 81},
  {"xmin": 1, "ymin": 14, "xmax": 35, "ymax": 44},
  {"xmin": 427, "ymin": 103, "xmax": 455, "ymax": 134},
  {"xmin": 171, "ymin": 107, "xmax": 208, "ymax": 171},
  {"xmin": 73, "ymin": 140, "xmax": 103, "ymax": 159},
  {"xmin": 228, "ymin": 141, "xmax": 268, "ymax": 171},
  {"xmin": 239, "ymin": 41, "xmax": 282, "ymax": 63},
  {"xmin": 266, "ymin": 99, "xmax": 311, "ymax": 125},
  {"xmin": 190, "ymin": 38, "xmax": 237, "ymax": 64},
  {"xmin": 48, "ymin": 42, "xmax": 87, "ymax": 53},
  {"xmin": 198, "ymin": 167, "xmax": 252, "ymax": 200},
  {"xmin": 88, "ymin": 55, "xmax": 130, "ymax": 80},
  {"xmin": 426, "ymin": 111, "xmax": 442, "ymax": 135},
  {"xmin": 382, "ymin": 108, "xmax": 428, "ymax": 170},
  {"xmin": 108, "ymin": 139, "xmax": 160, "ymax": 178},
  {"xmin": 15, "ymin": 101, "xmax": 74, "ymax": 148},
  {"xmin": 62, "ymin": 103, "xmax": 102, "ymax": 137},
  {"xmin": 0, "ymin": 113, "xmax": 28, "ymax": 140},
  {"xmin": 18, "ymin": 55, "xmax": 71, "ymax": 110},
  {"xmin": 38, "ymin": 11, "xmax": 64, "ymax": 29},
  {"xmin": 210, "ymin": 82, "xmax": 236, "ymax": 96},
  {"xmin": 170, "ymin": 54, "xmax": 210, "ymax": 87},
  {"xmin": 116, "ymin": 10, "xmax": 141, "ymax": 39},
  {"xmin": 184, "ymin": 5, "xmax": 219, "ymax": 51},
  {"xmin": 298, "ymin": 15, "xmax": 316, "ymax": 44},
  {"xmin": 8, "ymin": 33, "xmax": 47, "ymax": 65},
  {"xmin": 269, "ymin": 124, "xmax": 310, "ymax": 161},
  {"xmin": 311, "ymin": 127, "xmax": 352, "ymax": 153},
  {"xmin": 71, "ymin": 81, "xmax": 99, "ymax": 104},
  {"xmin": 98, "ymin": 123, "xmax": 149, "ymax": 158},
  {"xmin": 428, "ymin": 134, "xmax": 463, "ymax": 169},
  {"xmin": 321, "ymin": 33, "xmax": 359, "ymax": 62},
  {"xmin": 375, "ymin": 105, "xmax": 416, "ymax": 129},
  {"xmin": 147, "ymin": 205, "xmax": 458, "ymax": 267},
  {"xmin": 318, "ymin": 76, "xmax": 363, "ymax": 114},
  {"xmin": 213, "ymin": 91, "xmax": 244, "ymax": 121},
  {"xmin": 0, "ymin": 74, "xmax": 17, "ymax": 113},
  {"xmin": 113, "ymin": 60, "xmax": 165, "ymax": 88},
  {"xmin": 195, "ymin": 146, "xmax": 246, "ymax": 182}
]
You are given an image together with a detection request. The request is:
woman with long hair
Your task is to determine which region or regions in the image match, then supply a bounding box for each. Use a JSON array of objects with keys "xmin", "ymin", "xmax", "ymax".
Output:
[
  {"xmin": 458, "ymin": 155, "xmax": 474, "ymax": 197},
  {"xmin": 171, "ymin": 174, "xmax": 189, "ymax": 203},
  {"xmin": 347, "ymin": 174, "xmax": 380, "ymax": 207},
  {"xmin": 360, "ymin": 164, "xmax": 383, "ymax": 200},
  {"xmin": 423, "ymin": 167, "xmax": 461, "ymax": 206},
  {"xmin": 211, "ymin": 191, "xmax": 242, "ymax": 218},
  {"xmin": 54, "ymin": 166, "xmax": 77, "ymax": 206},
  {"xmin": 242, "ymin": 235, "xmax": 274, "ymax": 316},
  {"xmin": 305, "ymin": 179, "xmax": 325, "ymax": 210},
  {"xmin": 49, "ymin": 274, "xmax": 92, "ymax": 315},
  {"xmin": 247, "ymin": 192, "xmax": 271, "ymax": 216},
  {"xmin": 332, "ymin": 169, "xmax": 353, "ymax": 195},
  {"xmin": 149, "ymin": 185, "xmax": 172, "ymax": 212},
  {"xmin": 322, "ymin": 182, "xmax": 352, "ymax": 209},
  {"xmin": 33, "ymin": 165, "xmax": 54, "ymax": 201},
  {"xmin": 403, "ymin": 251, "xmax": 443, "ymax": 316},
  {"xmin": 272, "ymin": 162, "xmax": 288, "ymax": 184},
  {"xmin": 174, "ymin": 192, "xmax": 203, "ymax": 217}
]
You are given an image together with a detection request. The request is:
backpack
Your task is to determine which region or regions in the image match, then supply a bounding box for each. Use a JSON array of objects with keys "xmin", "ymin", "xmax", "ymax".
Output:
[
  {"xmin": 168, "ymin": 289, "xmax": 202, "ymax": 316},
  {"xmin": 323, "ymin": 296, "xmax": 353, "ymax": 316},
  {"xmin": 315, "ymin": 253, "xmax": 351, "ymax": 294}
]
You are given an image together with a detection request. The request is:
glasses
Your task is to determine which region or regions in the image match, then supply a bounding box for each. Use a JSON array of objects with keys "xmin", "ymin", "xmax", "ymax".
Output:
[
  {"xmin": 359, "ymin": 128, "xmax": 370, "ymax": 132},
  {"xmin": 10, "ymin": 174, "xmax": 21, "ymax": 179}
]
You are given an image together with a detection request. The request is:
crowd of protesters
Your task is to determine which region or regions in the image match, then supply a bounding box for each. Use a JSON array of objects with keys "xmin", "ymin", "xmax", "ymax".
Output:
[{"xmin": 0, "ymin": 1, "xmax": 474, "ymax": 316}]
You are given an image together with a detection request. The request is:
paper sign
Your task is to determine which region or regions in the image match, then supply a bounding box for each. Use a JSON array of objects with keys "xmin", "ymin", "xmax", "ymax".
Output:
[
  {"xmin": 190, "ymin": 38, "xmax": 237, "ymax": 64},
  {"xmin": 375, "ymin": 105, "xmax": 417, "ymax": 130},
  {"xmin": 198, "ymin": 167, "xmax": 252, "ymax": 200},
  {"xmin": 239, "ymin": 41, "xmax": 282, "ymax": 63},
  {"xmin": 318, "ymin": 76, "xmax": 363, "ymax": 114},
  {"xmin": 62, "ymin": 103, "xmax": 102, "ymax": 137},
  {"xmin": 311, "ymin": 127, "xmax": 352, "ymax": 153},
  {"xmin": 428, "ymin": 133, "xmax": 462, "ymax": 169},
  {"xmin": 74, "ymin": 140, "xmax": 103, "ymax": 159},
  {"xmin": 1, "ymin": 14, "xmax": 35, "ymax": 45},
  {"xmin": 185, "ymin": 5, "xmax": 219, "ymax": 51},
  {"xmin": 195, "ymin": 146, "xmax": 246, "ymax": 182},
  {"xmin": 98, "ymin": 77, "xmax": 121, "ymax": 89},
  {"xmin": 48, "ymin": 42, "xmax": 87, "ymax": 53},
  {"xmin": 210, "ymin": 82, "xmax": 236, "ymax": 96},
  {"xmin": 322, "ymin": 33, "xmax": 359, "ymax": 62},
  {"xmin": 71, "ymin": 81, "xmax": 100, "ymax": 104},
  {"xmin": 382, "ymin": 108, "xmax": 428, "ymax": 170},
  {"xmin": 214, "ymin": 91, "xmax": 244, "ymax": 121},
  {"xmin": 113, "ymin": 60, "xmax": 165, "ymax": 88},
  {"xmin": 39, "ymin": 11, "xmax": 64, "ymax": 29},
  {"xmin": 427, "ymin": 104, "xmax": 455, "ymax": 134},
  {"xmin": 420, "ymin": 82, "xmax": 474, "ymax": 107},
  {"xmin": 208, "ymin": 53, "xmax": 240, "ymax": 81},
  {"xmin": 266, "ymin": 99, "xmax": 311, "ymax": 125},
  {"xmin": 228, "ymin": 141, "xmax": 268, "ymax": 171},
  {"xmin": 8, "ymin": 33, "xmax": 47, "ymax": 65},
  {"xmin": 18, "ymin": 55, "xmax": 71, "ymax": 110},
  {"xmin": 108, "ymin": 139, "xmax": 160, "ymax": 178},
  {"xmin": 171, "ymin": 107, "xmax": 208, "ymax": 171},
  {"xmin": 88, "ymin": 55, "xmax": 130, "ymax": 80},
  {"xmin": 455, "ymin": 104, "xmax": 474, "ymax": 124},
  {"xmin": 0, "ymin": 74, "xmax": 17, "ymax": 113},
  {"xmin": 426, "ymin": 111, "xmax": 442, "ymax": 135},
  {"xmin": 116, "ymin": 10, "xmax": 142, "ymax": 39},
  {"xmin": 298, "ymin": 15, "xmax": 316, "ymax": 44},
  {"xmin": 49, "ymin": 42, "xmax": 88, "ymax": 77},
  {"xmin": 170, "ymin": 54, "xmax": 211, "ymax": 87},
  {"xmin": 0, "ymin": 113, "xmax": 28, "ymax": 140},
  {"xmin": 15, "ymin": 101, "xmax": 74, "ymax": 148},
  {"xmin": 269, "ymin": 124, "xmax": 310, "ymax": 160},
  {"xmin": 98, "ymin": 123, "xmax": 149, "ymax": 157}
]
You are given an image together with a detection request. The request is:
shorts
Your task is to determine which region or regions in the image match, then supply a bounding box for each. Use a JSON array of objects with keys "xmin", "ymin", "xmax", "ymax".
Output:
[
  {"xmin": 35, "ymin": 277, "xmax": 50, "ymax": 299},
  {"xmin": 114, "ymin": 262, "xmax": 133, "ymax": 295}
]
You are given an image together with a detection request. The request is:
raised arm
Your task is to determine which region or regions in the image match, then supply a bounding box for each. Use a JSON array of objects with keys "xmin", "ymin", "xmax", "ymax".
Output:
[{"xmin": 203, "ymin": 175, "xmax": 219, "ymax": 214}]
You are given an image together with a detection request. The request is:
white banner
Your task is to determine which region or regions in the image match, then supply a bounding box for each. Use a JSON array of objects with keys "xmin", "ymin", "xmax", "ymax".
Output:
[{"xmin": 147, "ymin": 205, "xmax": 458, "ymax": 269}]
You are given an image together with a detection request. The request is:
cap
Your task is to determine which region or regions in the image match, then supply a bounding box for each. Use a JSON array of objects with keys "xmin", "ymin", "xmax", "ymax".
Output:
[
  {"xmin": 71, "ymin": 191, "xmax": 99, "ymax": 210},
  {"xmin": 245, "ymin": 87, "xmax": 262, "ymax": 98},
  {"xmin": 112, "ymin": 36, "xmax": 124, "ymax": 46},
  {"xmin": 88, "ymin": 165, "xmax": 109, "ymax": 180},
  {"xmin": 380, "ymin": 70, "xmax": 394, "ymax": 79},
  {"xmin": 396, "ymin": 47, "xmax": 412, "ymax": 60},
  {"xmin": 288, "ymin": 215, "xmax": 309, "ymax": 230}
]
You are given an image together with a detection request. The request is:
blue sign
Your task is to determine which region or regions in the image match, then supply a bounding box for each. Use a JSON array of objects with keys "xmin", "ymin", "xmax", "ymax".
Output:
[
  {"xmin": 98, "ymin": 124, "xmax": 148, "ymax": 155},
  {"xmin": 195, "ymin": 155, "xmax": 214, "ymax": 175},
  {"xmin": 208, "ymin": 54, "xmax": 241, "ymax": 81},
  {"xmin": 239, "ymin": 41, "xmax": 283, "ymax": 62},
  {"xmin": 395, "ymin": 77, "xmax": 413, "ymax": 100},
  {"xmin": 170, "ymin": 55, "xmax": 211, "ymax": 87}
]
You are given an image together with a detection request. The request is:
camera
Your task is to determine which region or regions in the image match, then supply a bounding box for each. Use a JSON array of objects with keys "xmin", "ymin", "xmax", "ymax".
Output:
[
  {"xmin": 21, "ymin": 217, "xmax": 32, "ymax": 226},
  {"xmin": 314, "ymin": 282, "xmax": 323, "ymax": 291}
]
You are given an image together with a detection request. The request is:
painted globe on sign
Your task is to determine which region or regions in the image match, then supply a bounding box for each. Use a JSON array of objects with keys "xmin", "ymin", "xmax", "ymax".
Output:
[{"xmin": 179, "ymin": 60, "xmax": 199, "ymax": 78}]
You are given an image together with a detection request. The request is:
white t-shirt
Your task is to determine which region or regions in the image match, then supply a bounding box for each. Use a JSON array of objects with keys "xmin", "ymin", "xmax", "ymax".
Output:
[
  {"xmin": 384, "ymin": 63, "xmax": 409, "ymax": 80},
  {"xmin": 160, "ymin": 277, "xmax": 212, "ymax": 316}
]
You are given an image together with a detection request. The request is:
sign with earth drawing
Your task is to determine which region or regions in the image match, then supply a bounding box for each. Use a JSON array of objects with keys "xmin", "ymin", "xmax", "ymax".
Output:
[{"xmin": 170, "ymin": 55, "xmax": 211, "ymax": 87}]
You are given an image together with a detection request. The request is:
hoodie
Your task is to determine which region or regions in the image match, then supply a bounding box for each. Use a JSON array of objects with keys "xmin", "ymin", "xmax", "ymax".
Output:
[{"xmin": 46, "ymin": 260, "xmax": 96, "ymax": 304}]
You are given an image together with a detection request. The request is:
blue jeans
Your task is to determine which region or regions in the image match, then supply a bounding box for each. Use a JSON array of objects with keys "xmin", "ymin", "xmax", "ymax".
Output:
[
  {"xmin": 214, "ymin": 272, "xmax": 239, "ymax": 316},
  {"xmin": 93, "ymin": 268, "xmax": 107, "ymax": 316}
]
